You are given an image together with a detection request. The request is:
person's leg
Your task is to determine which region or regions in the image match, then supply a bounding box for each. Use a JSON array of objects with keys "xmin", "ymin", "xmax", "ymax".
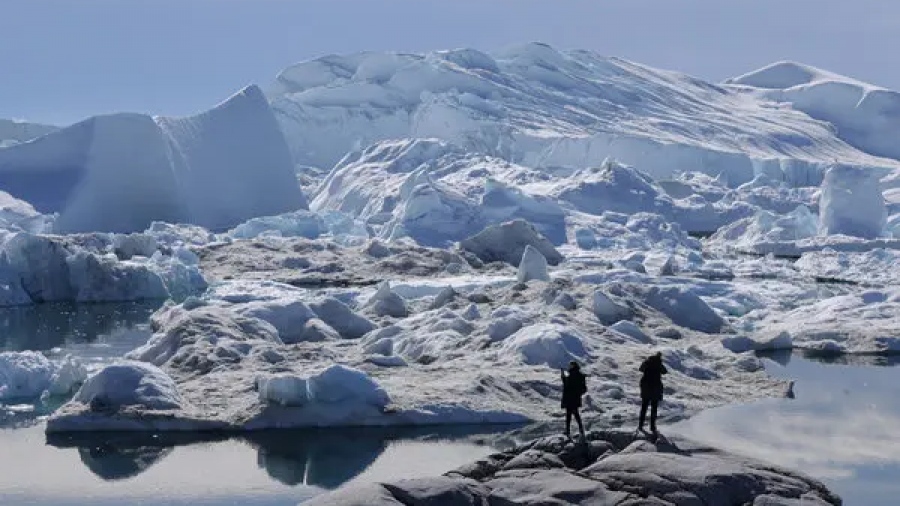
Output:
[
  {"xmin": 573, "ymin": 408, "xmax": 585, "ymax": 438},
  {"xmin": 565, "ymin": 407, "xmax": 572, "ymax": 437},
  {"xmin": 650, "ymin": 399, "xmax": 659, "ymax": 434},
  {"xmin": 638, "ymin": 397, "xmax": 649, "ymax": 431}
]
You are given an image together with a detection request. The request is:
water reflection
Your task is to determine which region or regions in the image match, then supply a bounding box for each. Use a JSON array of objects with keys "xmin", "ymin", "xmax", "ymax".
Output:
[
  {"xmin": 0, "ymin": 301, "xmax": 161, "ymax": 352},
  {"xmin": 46, "ymin": 432, "xmax": 210, "ymax": 481},
  {"xmin": 670, "ymin": 352, "xmax": 900, "ymax": 505},
  {"xmin": 46, "ymin": 425, "xmax": 515, "ymax": 488},
  {"xmin": 758, "ymin": 348, "xmax": 900, "ymax": 367}
]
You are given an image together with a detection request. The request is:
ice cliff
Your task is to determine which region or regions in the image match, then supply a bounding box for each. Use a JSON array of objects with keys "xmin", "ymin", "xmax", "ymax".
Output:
[{"xmin": 0, "ymin": 86, "xmax": 306, "ymax": 233}]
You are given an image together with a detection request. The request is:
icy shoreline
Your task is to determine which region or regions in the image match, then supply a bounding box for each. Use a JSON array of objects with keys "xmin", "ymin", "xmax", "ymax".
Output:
[
  {"xmin": 38, "ymin": 233, "xmax": 789, "ymax": 434},
  {"xmin": 0, "ymin": 228, "xmax": 879, "ymax": 436}
]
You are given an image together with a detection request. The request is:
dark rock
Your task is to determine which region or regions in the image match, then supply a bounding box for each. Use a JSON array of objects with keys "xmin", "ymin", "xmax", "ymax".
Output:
[
  {"xmin": 501, "ymin": 450, "xmax": 565, "ymax": 471},
  {"xmin": 303, "ymin": 430, "xmax": 842, "ymax": 506},
  {"xmin": 488, "ymin": 469, "xmax": 631, "ymax": 505},
  {"xmin": 447, "ymin": 453, "xmax": 515, "ymax": 481},
  {"xmin": 383, "ymin": 477, "xmax": 489, "ymax": 506}
]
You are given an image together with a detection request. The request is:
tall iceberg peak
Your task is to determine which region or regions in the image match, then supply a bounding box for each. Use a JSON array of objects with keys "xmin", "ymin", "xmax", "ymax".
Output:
[{"xmin": 0, "ymin": 84, "xmax": 306, "ymax": 233}]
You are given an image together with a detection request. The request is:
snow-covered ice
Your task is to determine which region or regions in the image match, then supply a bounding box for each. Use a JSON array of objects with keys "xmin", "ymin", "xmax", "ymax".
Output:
[
  {"xmin": 270, "ymin": 45, "xmax": 899, "ymax": 185},
  {"xmin": 45, "ymin": 252, "xmax": 792, "ymax": 432},
  {"xmin": 74, "ymin": 361, "xmax": 183, "ymax": 411},
  {"xmin": 0, "ymin": 351, "xmax": 87, "ymax": 402},
  {"xmin": 727, "ymin": 60, "xmax": 900, "ymax": 162},
  {"xmin": 748, "ymin": 290, "xmax": 900, "ymax": 354},
  {"xmin": 0, "ymin": 351, "xmax": 55, "ymax": 401},
  {"xmin": 0, "ymin": 118, "xmax": 58, "ymax": 147}
]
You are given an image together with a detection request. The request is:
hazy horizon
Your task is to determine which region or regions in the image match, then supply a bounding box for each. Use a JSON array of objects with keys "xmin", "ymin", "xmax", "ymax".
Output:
[{"xmin": 2, "ymin": 0, "xmax": 898, "ymax": 125}]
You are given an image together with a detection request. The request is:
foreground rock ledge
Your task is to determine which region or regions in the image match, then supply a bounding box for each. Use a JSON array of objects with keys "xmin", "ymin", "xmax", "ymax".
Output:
[{"xmin": 304, "ymin": 429, "xmax": 841, "ymax": 506}]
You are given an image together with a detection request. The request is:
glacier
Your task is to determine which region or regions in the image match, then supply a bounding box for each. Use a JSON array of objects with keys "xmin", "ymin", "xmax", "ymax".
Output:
[{"xmin": 0, "ymin": 86, "xmax": 306, "ymax": 234}]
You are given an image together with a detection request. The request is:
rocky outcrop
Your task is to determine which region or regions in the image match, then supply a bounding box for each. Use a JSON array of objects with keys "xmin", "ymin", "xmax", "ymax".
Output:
[{"xmin": 303, "ymin": 429, "xmax": 841, "ymax": 505}]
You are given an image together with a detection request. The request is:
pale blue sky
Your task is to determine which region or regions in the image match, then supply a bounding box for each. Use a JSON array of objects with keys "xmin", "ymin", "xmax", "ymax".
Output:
[{"xmin": 1, "ymin": 0, "xmax": 898, "ymax": 125}]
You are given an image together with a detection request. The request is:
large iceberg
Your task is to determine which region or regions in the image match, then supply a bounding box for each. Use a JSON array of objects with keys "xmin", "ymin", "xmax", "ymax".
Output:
[
  {"xmin": 0, "ymin": 86, "xmax": 306, "ymax": 233},
  {"xmin": 270, "ymin": 44, "xmax": 900, "ymax": 185},
  {"xmin": 727, "ymin": 60, "xmax": 900, "ymax": 162}
]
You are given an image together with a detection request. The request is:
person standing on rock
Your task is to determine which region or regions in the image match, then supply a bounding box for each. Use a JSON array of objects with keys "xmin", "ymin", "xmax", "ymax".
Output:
[
  {"xmin": 560, "ymin": 361, "xmax": 587, "ymax": 440},
  {"xmin": 638, "ymin": 351, "xmax": 667, "ymax": 438}
]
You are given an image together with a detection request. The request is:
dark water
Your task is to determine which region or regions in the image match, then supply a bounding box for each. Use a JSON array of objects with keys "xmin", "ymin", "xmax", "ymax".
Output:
[
  {"xmin": 0, "ymin": 301, "xmax": 161, "ymax": 427},
  {"xmin": 671, "ymin": 351, "xmax": 900, "ymax": 506},
  {"xmin": 0, "ymin": 301, "xmax": 161, "ymax": 354}
]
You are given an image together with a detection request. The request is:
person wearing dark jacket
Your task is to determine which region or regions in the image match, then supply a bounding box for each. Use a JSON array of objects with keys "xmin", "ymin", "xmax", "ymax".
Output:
[
  {"xmin": 638, "ymin": 351, "xmax": 667, "ymax": 437},
  {"xmin": 560, "ymin": 361, "xmax": 586, "ymax": 439}
]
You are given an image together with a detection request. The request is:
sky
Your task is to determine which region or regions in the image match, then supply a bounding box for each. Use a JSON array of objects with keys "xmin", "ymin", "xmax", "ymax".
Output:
[{"xmin": 1, "ymin": 0, "xmax": 898, "ymax": 125}]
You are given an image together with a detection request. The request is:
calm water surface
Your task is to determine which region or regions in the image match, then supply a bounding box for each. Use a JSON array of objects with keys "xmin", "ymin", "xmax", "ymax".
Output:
[
  {"xmin": 0, "ymin": 424, "xmax": 500, "ymax": 506},
  {"xmin": 671, "ymin": 351, "xmax": 900, "ymax": 506}
]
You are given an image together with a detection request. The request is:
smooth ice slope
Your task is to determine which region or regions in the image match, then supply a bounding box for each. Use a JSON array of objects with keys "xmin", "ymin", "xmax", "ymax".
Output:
[
  {"xmin": 0, "ymin": 86, "xmax": 305, "ymax": 233},
  {"xmin": 155, "ymin": 86, "xmax": 306, "ymax": 230},
  {"xmin": 270, "ymin": 44, "xmax": 900, "ymax": 184},
  {"xmin": 727, "ymin": 61, "xmax": 900, "ymax": 161}
]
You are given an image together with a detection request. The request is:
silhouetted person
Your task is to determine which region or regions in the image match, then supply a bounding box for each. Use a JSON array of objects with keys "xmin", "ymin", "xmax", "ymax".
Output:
[
  {"xmin": 638, "ymin": 351, "xmax": 667, "ymax": 438},
  {"xmin": 560, "ymin": 361, "xmax": 586, "ymax": 439}
]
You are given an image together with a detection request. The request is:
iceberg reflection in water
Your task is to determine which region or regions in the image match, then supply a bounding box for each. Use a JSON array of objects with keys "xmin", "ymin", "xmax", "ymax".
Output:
[{"xmin": 0, "ymin": 424, "xmax": 510, "ymax": 505}]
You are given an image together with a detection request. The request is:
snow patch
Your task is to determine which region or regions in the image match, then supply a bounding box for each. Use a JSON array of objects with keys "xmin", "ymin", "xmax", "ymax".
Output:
[
  {"xmin": 74, "ymin": 361, "xmax": 182, "ymax": 411},
  {"xmin": 499, "ymin": 324, "xmax": 589, "ymax": 369}
]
